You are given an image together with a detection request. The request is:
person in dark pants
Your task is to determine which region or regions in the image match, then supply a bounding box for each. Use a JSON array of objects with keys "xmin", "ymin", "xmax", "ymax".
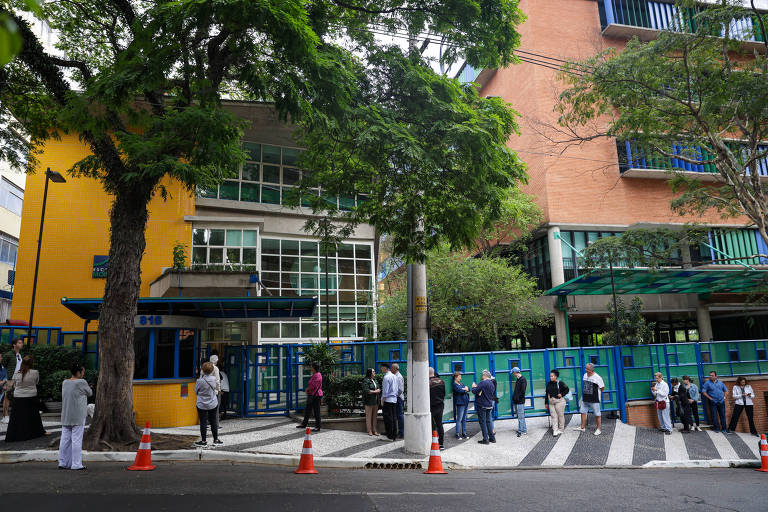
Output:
[
  {"xmin": 728, "ymin": 376, "xmax": 758, "ymax": 436},
  {"xmin": 194, "ymin": 362, "xmax": 221, "ymax": 446},
  {"xmin": 296, "ymin": 362, "xmax": 323, "ymax": 432},
  {"xmin": 669, "ymin": 378, "xmax": 680, "ymax": 426},
  {"xmin": 428, "ymin": 367, "xmax": 445, "ymax": 449},
  {"xmin": 380, "ymin": 363, "xmax": 398, "ymax": 441},
  {"xmin": 511, "ymin": 367, "xmax": 527, "ymax": 437},
  {"xmin": 701, "ymin": 371, "xmax": 730, "ymax": 433},
  {"xmin": 682, "ymin": 376, "xmax": 702, "ymax": 431},
  {"xmin": 392, "ymin": 363, "xmax": 405, "ymax": 439},
  {"xmin": 676, "ymin": 377, "xmax": 693, "ymax": 433}
]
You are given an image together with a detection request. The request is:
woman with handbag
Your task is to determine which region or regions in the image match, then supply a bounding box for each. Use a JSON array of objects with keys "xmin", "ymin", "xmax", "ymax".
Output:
[
  {"xmin": 5, "ymin": 355, "xmax": 47, "ymax": 442},
  {"xmin": 652, "ymin": 372, "xmax": 672, "ymax": 435},
  {"xmin": 194, "ymin": 362, "xmax": 222, "ymax": 447}
]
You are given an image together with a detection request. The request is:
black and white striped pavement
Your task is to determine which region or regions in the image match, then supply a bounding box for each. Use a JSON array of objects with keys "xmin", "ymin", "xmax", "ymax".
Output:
[{"xmin": 153, "ymin": 415, "xmax": 761, "ymax": 467}]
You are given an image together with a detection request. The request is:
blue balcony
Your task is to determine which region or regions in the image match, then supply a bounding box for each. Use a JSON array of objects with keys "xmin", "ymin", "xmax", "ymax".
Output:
[
  {"xmin": 599, "ymin": 0, "xmax": 766, "ymax": 52},
  {"xmin": 617, "ymin": 140, "xmax": 768, "ymax": 181}
]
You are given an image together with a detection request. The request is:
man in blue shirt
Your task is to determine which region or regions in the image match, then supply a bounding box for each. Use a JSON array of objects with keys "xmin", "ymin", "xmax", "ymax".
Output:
[
  {"xmin": 701, "ymin": 371, "xmax": 730, "ymax": 433},
  {"xmin": 380, "ymin": 363, "xmax": 398, "ymax": 441}
]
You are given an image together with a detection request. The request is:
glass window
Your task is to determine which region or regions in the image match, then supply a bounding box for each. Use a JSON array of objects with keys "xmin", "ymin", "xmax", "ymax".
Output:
[
  {"xmin": 133, "ymin": 330, "xmax": 150, "ymax": 379},
  {"xmin": 243, "ymin": 248, "xmax": 257, "ymax": 265},
  {"xmin": 155, "ymin": 329, "xmax": 176, "ymax": 379},
  {"xmin": 226, "ymin": 230, "xmax": 242, "ymax": 247},
  {"xmin": 301, "ymin": 258, "xmax": 319, "ymax": 272},
  {"xmin": 243, "ymin": 142, "xmax": 261, "ymax": 160},
  {"xmin": 262, "ymin": 165, "xmax": 280, "ymax": 184},
  {"xmin": 226, "ymin": 248, "xmax": 240, "ymax": 264},
  {"xmin": 261, "ymin": 272, "xmax": 280, "ymax": 288},
  {"xmin": 262, "ymin": 255, "xmax": 280, "ymax": 271},
  {"xmin": 355, "ymin": 260, "xmax": 371, "ymax": 274},
  {"xmin": 262, "ymin": 145, "xmax": 281, "ymax": 164},
  {"xmin": 282, "ymin": 239, "xmax": 299, "ymax": 255},
  {"xmin": 193, "ymin": 229, "xmax": 207, "ymax": 245},
  {"xmin": 262, "ymin": 184, "xmax": 280, "ymax": 204},
  {"xmin": 243, "ymin": 230, "xmax": 258, "ymax": 247},
  {"xmin": 262, "ymin": 238, "xmax": 280, "ymax": 254},
  {"xmin": 281, "ymin": 256, "xmax": 299, "ymax": 272},
  {"xmin": 192, "ymin": 247, "xmax": 206, "ymax": 265},
  {"xmin": 301, "ymin": 241, "xmax": 318, "ymax": 256},
  {"xmin": 243, "ymin": 162, "xmax": 259, "ymax": 181},
  {"xmin": 209, "ymin": 248, "xmax": 224, "ymax": 264},
  {"xmin": 178, "ymin": 329, "xmax": 195, "ymax": 378},
  {"xmin": 339, "ymin": 259, "xmax": 355, "ymax": 274},
  {"xmin": 301, "ymin": 323, "xmax": 319, "ymax": 338},
  {"xmin": 209, "ymin": 229, "xmax": 225, "ymax": 246},
  {"xmin": 283, "ymin": 167, "xmax": 300, "ymax": 185},
  {"xmin": 219, "ymin": 181, "xmax": 239, "ymax": 200},
  {"xmin": 341, "ymin": 323, "xmax": 356, "ymax": 337},
  {"xmin": 339, "ymin": 244, "xmax": 354, "ymax": 258},
  {"xmin": 281, "ymin": 323, "xmax": 299, "ymax": 338},
  {"xmin": 240, "ymin": 182, "xmax": 260, "ymax": 202},
  {"xmin": 282, "ymin": 147, "xmax": 299, "ymax": 166},
  {"xmin": 261, "ymin": 323, "xmax": 280, "ymax": 338},
  {"xmin": 301, "ymin": 274, "xmax": 318, "ymax": 290},
  {"xmin": 355, "ymin": 245, "xmax": 371, "ymax": 259}
]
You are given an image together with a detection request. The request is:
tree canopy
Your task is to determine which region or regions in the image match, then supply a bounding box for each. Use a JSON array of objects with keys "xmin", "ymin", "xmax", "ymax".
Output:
[
  {"xmin": 377, "ymin": 248, "xmax": 551, "ymax": 352},
  {"xmin": 557, "ymin": 0, "xmax": 768, "ymax": 244},
  {"xmin": 603, "ymin": 297, "xmax": 656, "ymax": 346},
  {"xmin": 0, "ymin": 0, "xmax": 529, "ymax": 444}
]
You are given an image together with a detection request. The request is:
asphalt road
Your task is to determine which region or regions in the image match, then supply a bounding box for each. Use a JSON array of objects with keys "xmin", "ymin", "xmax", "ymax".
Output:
[{"xmin": 0, "ymin": 462, "xmax": 763, "ymax": 511}]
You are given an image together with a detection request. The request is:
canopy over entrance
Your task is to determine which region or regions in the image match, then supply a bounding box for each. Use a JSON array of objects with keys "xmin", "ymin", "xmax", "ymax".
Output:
[
  {"xmin": 544, "ymin": 268, "xmax": 768, "ymax": 296},
  {"xmin": 61, "ymin": 296, "xmax": 317, "ymax": 321}
]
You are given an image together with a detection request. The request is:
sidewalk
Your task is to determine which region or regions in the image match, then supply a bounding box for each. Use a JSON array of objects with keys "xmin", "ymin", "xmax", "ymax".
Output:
[{"xmin": 1, "ymin": 414, "xmax": 761, "ymax": 468}]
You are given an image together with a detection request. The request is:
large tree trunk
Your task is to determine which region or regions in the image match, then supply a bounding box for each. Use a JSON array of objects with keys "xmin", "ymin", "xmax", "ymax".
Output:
[{"xmin": 84, "ymin": 186, "xmax": 152, "ymax": 449}]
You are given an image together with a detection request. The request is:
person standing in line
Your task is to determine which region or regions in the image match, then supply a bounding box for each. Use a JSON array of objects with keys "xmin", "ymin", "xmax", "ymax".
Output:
[
  {"xmin": 380, "ymin": 363, "xmax": 398, "ymax": 441},
  {"xmin": 5, "ymin": 355, "xmax": 47, "ymax": 442},
  {"xmin": 58, "ymin": 362, "xmax": 92, "ymax": 470},
  {"xmin": 194, "ymin": 362, "xmax": 221, "ymax": 447},
  {"xmin": 701, "ymin": 371, "xmax": 730, "ymax": 433},
  {"xmin": 669, "ymin": 378, "xmax": 680, "ymax": 427},
  {"xmin": 545, "ymin": 370, "xmax": 569, "ymax": 437},
  {"xmin": 428, "ymin": 368, "xmax": 445, "ymax": 449},
  {"xmin": 452, "ymin": 371, "xmax": 469, "ymax": 440},
  {"xmin": 219, "ymin": 368, "xmax": 230, "ymax": 421},
  {"xmin": 208, "ymin": 354, "xmax": 221, "ymax": 414},
  {"xmin": 511, "ymin": 367, "xmax": 527, "ymax": 437},
  {"xmin": 575, "ymin": 363, "xmax": 605, "ymax": 435},
  {"xmin": 392, "ymin": 363, "xmax": 405, "ymax": 439},
  {"xmin": 362, "ymin": 368, "xmax": 381, "ymax": 436},
  {"xmin": 297, "ymin": 362, "xmax": 323, "ymax": 432},
  {"xmin": 2, "ymin": 338, "xmax": 23, "ymax": 424},
  {"xmin": 0, "ymin": 353, "xmax": 7, "ymax": 423},
  {"xmin": 728, "ymin": 376, "xmax": 758, "ymax": 436},
  {"xmin": 676, "ymin": 376, "xmax": 693, "ymax": 433},
  {"xmin": 652, "ymin": 372, "xmax": 672, "ymax": 434},
  {"xmin": 472, "ymin": 370, "xmax": 496, "ymax": 445},
  {"xmin": 682, "ymin": 376, "xmax": 702, "ymax": 431}
]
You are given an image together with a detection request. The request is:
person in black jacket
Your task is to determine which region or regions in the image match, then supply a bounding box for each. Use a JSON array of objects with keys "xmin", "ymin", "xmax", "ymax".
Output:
[
  {"xmin": 544, "ymin": 370, "xmax": 569, "ymax": 437},
  {"xmin": 511, "ymin": 367, "xmax": 527, "ymax": 437},
  {"xmin": 676, "ymin": 378, "xmax": 693, "ymax": 433},
  {"xmin": 428, "ymin": 367, "xmax": 446, "ymax": 449}
]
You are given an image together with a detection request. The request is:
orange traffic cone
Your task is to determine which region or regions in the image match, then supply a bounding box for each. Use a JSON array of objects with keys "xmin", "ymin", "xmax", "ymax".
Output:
[
  {"xmin": 424, "ymin": 430, "xmax": 447, "ymax": 474},
  {"xmin": 756, "ymin": 434, "xmax": 768, "ymax": 472},
  {"xmin": 295, "ymin": 427, "xmax": 318, "ymax": 474},
  {"xmin": 128, "ymin": 422, "xmax": 156, "ymax": 471}
]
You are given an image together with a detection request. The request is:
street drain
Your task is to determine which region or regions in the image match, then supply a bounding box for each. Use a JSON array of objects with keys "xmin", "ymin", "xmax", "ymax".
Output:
[{"xmin": 365, "ymin": 462, "xmax": 422, "ymax": 470}]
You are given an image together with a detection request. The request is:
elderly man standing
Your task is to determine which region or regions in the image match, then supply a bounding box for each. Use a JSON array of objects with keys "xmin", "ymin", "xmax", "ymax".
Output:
[
  {"xmin": 575, "ymin": 363, "xmax": 605, "ymax": 435},
  {"xmin": 392, "ymin": 363, "xmax": 405, "ymax": 439},
  {"xmin": 472, "ymin": 370, "xmax": 497, "ymax": 444},
  {"xmin": 380, "ymin": 363, "xmax": 398, "ymax": 441}
]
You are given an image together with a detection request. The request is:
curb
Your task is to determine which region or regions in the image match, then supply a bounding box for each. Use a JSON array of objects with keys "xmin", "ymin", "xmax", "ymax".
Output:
[
  {"xmin": 0, "ymin": 451, "xmax": 759, "ymax": 470},
  {"xmin": 0, "ymin": 450, "xmax": 428, "ymax": 469}
]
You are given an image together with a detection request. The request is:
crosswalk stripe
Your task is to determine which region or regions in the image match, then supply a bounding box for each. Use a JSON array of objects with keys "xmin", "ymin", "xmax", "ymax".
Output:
[
  {"xmin": 664, "ymin": 429, "xmax": 689, "ymax": 461},
  {"xmin": 542, "ymin": 414, "xmax": 582, "ymax": 466},
  {"xmin": 606, "ymin": 419, "xmax": 635, "ymax": 466},
  {"xmin": 705, "ymin": 430, "xmax": 739, "ymax": 460}
]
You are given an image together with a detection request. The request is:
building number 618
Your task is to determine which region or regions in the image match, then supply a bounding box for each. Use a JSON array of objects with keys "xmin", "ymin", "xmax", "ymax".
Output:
[{"xmin": 139, "ymin": 315, "xmax": 163, "ymax": 325}]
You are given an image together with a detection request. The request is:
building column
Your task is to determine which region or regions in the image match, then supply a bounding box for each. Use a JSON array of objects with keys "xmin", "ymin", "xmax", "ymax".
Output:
[
  {"xmin": 696, "ymin": 302, "xmax": 713, "ymax": 342},
  {"xmin": 547, "ymin": 226, "xmax": 569, "ymax": 348}
]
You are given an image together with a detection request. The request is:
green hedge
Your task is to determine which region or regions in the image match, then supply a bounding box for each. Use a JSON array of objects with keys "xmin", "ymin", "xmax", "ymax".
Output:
[
  {"xmin": 0, "ymin": 344, "xmax": 99, "ymax": 401},
  {"xmin": 324, "ymin": 374, "xmax": 383, "ymax": 416}
]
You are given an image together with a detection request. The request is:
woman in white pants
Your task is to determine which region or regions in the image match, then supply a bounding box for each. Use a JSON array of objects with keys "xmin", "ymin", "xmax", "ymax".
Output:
[
  {"xmin": 58, "ymin": 362, "xmax": 92, "ymax": 470},
  {"xmin": 652, "ymin": 372, "xmax": 672, "ymax": 435}
]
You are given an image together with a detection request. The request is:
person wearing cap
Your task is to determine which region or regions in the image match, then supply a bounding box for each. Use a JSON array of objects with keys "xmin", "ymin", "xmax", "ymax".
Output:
[{"xmin": 511, "ymin": 367, "xmax": 527, "ymax": 437}]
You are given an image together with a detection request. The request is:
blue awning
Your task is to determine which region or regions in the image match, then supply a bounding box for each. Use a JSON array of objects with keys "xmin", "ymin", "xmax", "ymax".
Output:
[{"xmin": 61, "ymin": 296, "xmax": 317, "ymax": 321}]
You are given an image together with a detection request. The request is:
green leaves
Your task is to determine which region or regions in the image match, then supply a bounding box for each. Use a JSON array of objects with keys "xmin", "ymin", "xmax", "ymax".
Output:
[
  {"xmin": 378, "ymin": 248, "xmax": 550, "ymax": 352},
  {"xmin": 558, "ymin": 1, "xmax": 768, "ymax": 245},
  {"xmin": 603, "ymin": 297, "xmax": 655, "ymax": 346}
]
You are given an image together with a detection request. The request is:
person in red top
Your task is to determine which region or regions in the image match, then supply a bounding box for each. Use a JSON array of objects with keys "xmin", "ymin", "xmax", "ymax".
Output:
[{"xmin": 297, "ymin": 362, "xmax": 323, "ymax": 432}]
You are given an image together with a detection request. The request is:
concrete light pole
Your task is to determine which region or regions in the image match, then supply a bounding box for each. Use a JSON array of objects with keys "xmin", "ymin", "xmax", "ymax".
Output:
[{"xmin": 404, "ymin": 243, "xmax": 431, "ymax": 454}]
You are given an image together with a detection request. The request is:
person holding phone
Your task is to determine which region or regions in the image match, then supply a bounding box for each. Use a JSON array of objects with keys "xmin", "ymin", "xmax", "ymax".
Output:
[{"xmin": 652, "ymin": 372, "xmax": 672, "ymax": 435}]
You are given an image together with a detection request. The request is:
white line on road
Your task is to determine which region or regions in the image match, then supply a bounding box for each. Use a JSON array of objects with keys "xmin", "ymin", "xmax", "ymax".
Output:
[
  {"xmin": 367, "ymin": 492, "xmax": 476, "ymax": 496},
  {"xmin": 605, "ymin": 418, "xmax": 635, "ymax": 466}
]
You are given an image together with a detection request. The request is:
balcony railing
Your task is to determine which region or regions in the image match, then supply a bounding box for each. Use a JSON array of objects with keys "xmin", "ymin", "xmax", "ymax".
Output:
[
  {"xmin": 617, "ymin": 140, "xmax": 768, "ymax": 180},
  {"xmin": 599, "ymin": 0, "xmax": 766, "ymax": 47}
]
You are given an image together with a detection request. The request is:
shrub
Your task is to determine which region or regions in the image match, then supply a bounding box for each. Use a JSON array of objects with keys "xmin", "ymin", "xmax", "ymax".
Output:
[
  {"xmin": 324, "ymin": 374, "xmax": 383, "ymax": 416},
  {"xmin": 301, "ymin": 342, "xmax": 338, "ymax": 377},
  {"xmin": 0, "ymin": 343, "xmax": 98, "ymax": 401}
]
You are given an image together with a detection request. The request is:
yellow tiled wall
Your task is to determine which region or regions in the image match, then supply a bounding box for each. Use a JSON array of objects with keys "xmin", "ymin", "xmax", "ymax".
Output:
[{"xmin": 132, "ymin": 380, "xmax": 198, "ymax": 428}]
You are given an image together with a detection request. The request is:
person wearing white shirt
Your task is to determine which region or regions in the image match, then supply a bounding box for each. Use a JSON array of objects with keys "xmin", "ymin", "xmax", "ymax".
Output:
[
  {"xmin": 652, "ymin": 372, "xmax": 672, "ymax": 434},
  {"xmin": 392, "ymin": 363, "xmax": 405, "ymax": 439},
  {"xmin": 2, "ymin": 338, "xmax": 23, "ymax": 423},
  {"xmin": 728, "ymin": 376, "xmax": 758, "ymax": 436},
  {"xmin": 379, "ymin": 363, "xmax": 398, "ymax": 441},
  {"xmin": 575, "ymin": 363, "xmax": 605, "ymax": 435}
]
